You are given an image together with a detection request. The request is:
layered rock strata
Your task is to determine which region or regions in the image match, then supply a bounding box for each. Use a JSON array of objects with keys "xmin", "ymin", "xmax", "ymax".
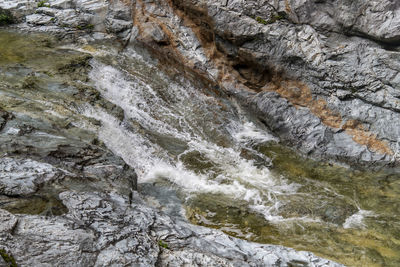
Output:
[
  {"xmin": 0, "ymin": 12, "xmax": 343, "ymax": 266},
  {"xmin": 2, "ymin": 0, "xmax": 400, "ymax": 167}
]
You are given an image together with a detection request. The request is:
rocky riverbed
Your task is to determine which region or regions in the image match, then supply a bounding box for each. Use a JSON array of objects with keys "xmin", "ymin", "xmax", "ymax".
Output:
[
  {"xmin": 0, "ymin": 0, "xmax": 400, "ymax": 266},
  {"xmin": 0, "ymin": 27, "xmax": 342, "ymax": 267}
]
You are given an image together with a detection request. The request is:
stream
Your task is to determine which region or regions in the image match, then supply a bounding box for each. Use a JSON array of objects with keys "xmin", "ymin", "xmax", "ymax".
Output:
[{"xmin": 1, "ymin": 29, "xmax": 399, "ymax": 266}]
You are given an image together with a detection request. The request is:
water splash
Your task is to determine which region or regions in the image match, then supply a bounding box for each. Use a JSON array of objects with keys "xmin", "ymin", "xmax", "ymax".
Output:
[
  {"xmin": 343, "ymin": 209, "xmax": 375, "ymax": 229},
  {"xmin": 83, "ymin": 49, "xmax": 307, "ymax": 223}
]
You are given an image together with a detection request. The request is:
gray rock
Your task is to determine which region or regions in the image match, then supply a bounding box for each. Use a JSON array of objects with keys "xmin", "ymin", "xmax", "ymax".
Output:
[
  {"xmin": 26, "ymin": 13, "xmax": 54, "ymax": 25},
  {"xmin": 0, "ymin": 158, "xmax": 64, "ymax": 196},
  {"xmin": 49, "ymin": 0, "xmax": 73, "ymax": 9},
  {"xmin": 140, "ymin": 22, "xmax": 168, "ymax": 44},
  {"xmin": 0, "ymin": 209, "xmax": 17, "ymax": 234},
  {"xmin": 128, "ymin": 0, "xmax": 400, "ymax": 166},
  {"xmin": 0, "ymin": 191, "xmax": 343, "ymax": 266},
  {"xmin": 0, "ymin": 1, "xmax": 397, "ymax": 266}
]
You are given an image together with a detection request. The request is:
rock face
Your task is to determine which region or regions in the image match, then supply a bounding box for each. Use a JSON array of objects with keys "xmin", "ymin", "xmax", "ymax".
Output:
[
  {"xmin": 0, "ymin": 0, "xmax": 133, "ymax": 41},
  {"xmin": 0, "ymin": 191, "xmax": 343, "ymax": 266},
  {"xmin": 8, "ymin": 0, "xmax": 395, "ymax": 167},
  {"xmin": 2, "ymin": 0, "xmax": 399, "ymax": 167},
  {"xmin": 0, "ymin": 0, "xmax": 399, "ymax": 266},
  {"xmin": 127, "ymin": 0, "xmax": 400, "ymax": 167},
  {"xmin": 0, "ymin": 15, "xmax": 342, "ymax": 267}
]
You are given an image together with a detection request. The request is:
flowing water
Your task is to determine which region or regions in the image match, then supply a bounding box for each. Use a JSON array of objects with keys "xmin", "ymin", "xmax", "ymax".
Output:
[{"xmin": 1, "ymin": 30, "xmax": 400, "ymax": 266}]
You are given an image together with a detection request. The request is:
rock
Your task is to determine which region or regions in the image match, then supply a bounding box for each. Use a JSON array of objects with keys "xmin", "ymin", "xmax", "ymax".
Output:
[
  {"xmin": 0, "ymin": 0, "xmax": 37, "ymax": 21},
  {"xmin": 26, "ymin": 13, "xmax": 54, "ymax": 25},
  {"xmin": 288, "ymin": 0, "xmax": 400, "ymax": 44},
  {"xmin": 49, "ymin": 0, "xmax": 73, "ymax": 9},
  {"xmin": 0, "ymin": 0, "xmax": 132, "ymax": 38},
  {"xmin": 140, "ymin": 22, "xmax": 169, "ymax": 44},
  {"xmin": 125, "ymin": 0, "xmax": 400, "ymax": 167},
  {"xmin": 0, "ymin": 158, "xmax": 64, "ymax": 196},
  {"xmin": 0, "ymin": 30, "xmax": 137, "ymax": 199},
  {"xmin": 0, "ymin": 191, "xmax": 343, "ymax": 266},
  {"xmin": 0, "ymin": 107, "xmax": 11, "ymax": 131},
  {"xmin": 0, "ymin": 209, "xmax": 17, "ymax": 234},
  {"xmin": 0, "ymin": 7, "xmax": 13, "ymax": 25},
  {"xmin": 0, "ymin": 1, "xmax": 395, "ymax": 266},
  {"xmin": 7, "ymin": 214, "xmax": 98, "ymax": 266}
]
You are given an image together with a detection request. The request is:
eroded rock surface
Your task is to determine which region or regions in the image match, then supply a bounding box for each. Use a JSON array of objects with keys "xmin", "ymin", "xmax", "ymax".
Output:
[
  {"xmin": 0, "ymin": 0, "xmax": 399, "ymax": 266},
  {"xmin": 129, "ymin": 0, "xmax": 400, "ymax": 167},
  {"xmin": 3, "ymin": 0, "xmax": 399, "ymax": 166},
  {"xmin": 0, "ymin": 27, "xmax": 343, "ymax": 266},
  {"xmin": 0, "ymin": 191, "xmax": 343, "ymax": 266}
]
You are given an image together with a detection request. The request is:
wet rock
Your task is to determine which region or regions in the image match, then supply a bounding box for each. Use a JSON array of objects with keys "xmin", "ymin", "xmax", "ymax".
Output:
[
  {"xmin": 129, "ymin": 0, "xmax": 400, "ymax": 167},
  {"xmin": 235, "ymin": 91, "xmax": 391, "ymax": 166},
  {"xmin": 0, "ymin": 0, "xmax": 131, "ymax": 38},
  {"xmin": 0, "ymin": 7, "xmax": 13, "ymax": 25},
  {"xmin": 26, "ymin": 13, "xmax": 54, "ymax": 25},
  {"xmin": 0, "ymin": 194, "xmax": 67, "ymax": 215},
  {"xmin": 0, "ymin": 107, "xmax": 12, "ymax": 131},
  {"xmin": 0, "ymin": 191, "xmax": 343, "ymax": 266},
  {"xmin": 0, "ymin": 2, "xmax": 391, "ymax": 266},
  {"xmin": 49, "ymin": 0, "xmax": 73, "ymax": 10},
  {"xmin": 0, "ymin": 157, "xmax": 64, "ymax": 196}
]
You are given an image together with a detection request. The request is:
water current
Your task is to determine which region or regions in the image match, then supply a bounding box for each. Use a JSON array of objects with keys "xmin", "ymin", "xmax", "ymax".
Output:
[{"xmin": 1, "ymin": 30, "xmax": 399, "ymax": 266}]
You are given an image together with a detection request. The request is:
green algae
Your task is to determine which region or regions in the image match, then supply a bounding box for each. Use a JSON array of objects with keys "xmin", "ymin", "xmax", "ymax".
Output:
[
  {"xmin": 1, "ymin": 28, "xmax": 400, "ymax": 267},
  {"xmin": 185, "ymin": 143, "xmax": 400, "ymax": 266},
  {"xmin": 0, "ymin": 195, "xmax": 67, "ymax": 216}
]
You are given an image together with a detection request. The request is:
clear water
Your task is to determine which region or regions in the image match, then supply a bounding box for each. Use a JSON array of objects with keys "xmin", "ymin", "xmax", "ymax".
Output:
[
  {"xmin": 1, "ymin": 30, "xmax": 399, "ymax": 266},
  {"xmin": 84, "ymin": 45, "xmax": 400, "ymax": 267}
]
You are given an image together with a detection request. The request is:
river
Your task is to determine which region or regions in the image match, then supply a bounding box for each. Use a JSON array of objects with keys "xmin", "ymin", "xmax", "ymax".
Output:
[{"xmin": 1, "ymin": 29, "xmax": 399, "ymax": 266}]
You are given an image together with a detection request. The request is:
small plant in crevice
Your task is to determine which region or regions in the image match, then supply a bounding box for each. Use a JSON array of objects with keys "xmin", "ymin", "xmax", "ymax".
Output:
[
  {"xmin": 75, "ymin": 23, "xmax": 95, "ymax": 31},
  {"xmin": 255, "ymin": 16, "xmax": 268, "ymax": 25},
  {"xmin": 158, "ymin": 240, "xmax": 169, "ymax": 249},
  {"xmin": 86, "ymin": 24, "xmax": 94, "ymax": 30},
  {"xmin": 37, "ymin": 0, "xmax": 50, "ymax": 8},
  {"xmin": 0, "ymin": 249, "xmax": 18, "ymax": 267},
  {"xmin": 254, "ymin": 12, "xmax": 286, "ymax": 25}
]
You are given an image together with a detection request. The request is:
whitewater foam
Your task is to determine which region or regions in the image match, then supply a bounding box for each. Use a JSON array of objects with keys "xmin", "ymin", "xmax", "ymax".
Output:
[
  {"xmin": 83, "ymin": 53, "xmax": 315, "ymax": 223},
  {"xmin": 343, "ymin": 209, "xmax": 375, "ymax": 229}
]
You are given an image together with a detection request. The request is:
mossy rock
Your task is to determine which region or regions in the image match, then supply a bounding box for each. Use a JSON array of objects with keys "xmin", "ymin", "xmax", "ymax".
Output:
[
  {"xmin": 0, "ymin": 249, "xmax": 17, "ymax": 267},
  {"xmin": 158, "ymin": 240, "xmax": 169, "ymax": 249},
  {"xmin": 0, "ymin": 8, "xmax": 14, "ymax": 26}
]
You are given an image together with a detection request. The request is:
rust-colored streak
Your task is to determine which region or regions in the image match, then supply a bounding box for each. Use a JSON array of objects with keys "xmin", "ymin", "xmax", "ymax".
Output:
[
  {"xmin": 285, "ymin": 0, "xmax": 292, "ymax": 14},
  {"xmin": 268, "ymin": 81, "xmax": 393, "ymax": 155},
  {"xmin": 133, "ymin": 0, "xmax": 393, "ymax": 156}
]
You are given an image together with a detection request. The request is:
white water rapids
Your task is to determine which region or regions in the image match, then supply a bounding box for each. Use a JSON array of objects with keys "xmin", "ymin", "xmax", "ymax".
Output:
[{"xmin": 81, "ymin": 46, "xmax": 370, "ymax": 227}]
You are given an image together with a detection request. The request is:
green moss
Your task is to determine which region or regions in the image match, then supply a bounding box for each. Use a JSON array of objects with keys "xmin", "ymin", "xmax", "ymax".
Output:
[
  {"xmin": 255, "ymin": 16, "xmax": 268, "ymax": 25},
  {"xmin": 86, "ymin": 24, "xmax": 94, "ymax": 30},
  {"xmin": 21, "ymin": 76, "xmax": 39, "ymax": 89},
  {"xmin": 76, "ymin": 24, "xmax": 95, "ymax": 31},
  {"xmin": 37, "ymin": 0, "xmax": 50, "ymax": 8},
  {"xmin": 0, "ymin": 249, "xmax": 18, "ymax": 267},
  {"xmin": 0, "ymin": 10, "xmax": 14, "ymax": 26},
  {"xmin": 158, "ymin": 240, "xmax": 169, "ymax": 249},
  {"xmin": 254, "ymin": 13, "xmax": 285, "ymax": 25}
]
